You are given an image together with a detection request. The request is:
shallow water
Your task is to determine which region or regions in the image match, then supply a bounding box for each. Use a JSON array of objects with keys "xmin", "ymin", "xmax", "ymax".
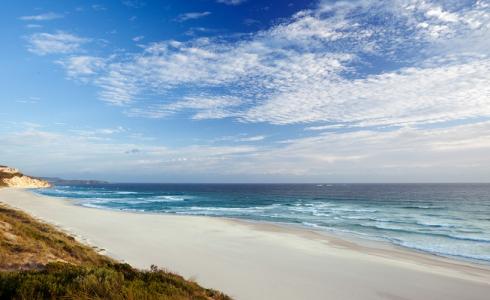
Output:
[{"xmin": 34, "ymin": 183, "xmax": 490, "ymax": 263}]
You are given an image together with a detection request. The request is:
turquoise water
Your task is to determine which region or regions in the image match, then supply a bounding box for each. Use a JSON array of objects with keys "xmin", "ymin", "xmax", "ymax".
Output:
[{"xmin": 34, "ymin": 183, "xmax": 490, "ymax": 264}]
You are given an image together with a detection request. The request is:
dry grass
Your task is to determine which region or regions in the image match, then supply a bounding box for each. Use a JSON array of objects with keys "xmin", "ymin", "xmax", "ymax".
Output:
[
  {"xmin": 0, "ymin": 173, "xmax": 22, "ymax": 187},
  {"xmin": 0, "ymin": 204, "xmax": 110, "ymax": 270}
]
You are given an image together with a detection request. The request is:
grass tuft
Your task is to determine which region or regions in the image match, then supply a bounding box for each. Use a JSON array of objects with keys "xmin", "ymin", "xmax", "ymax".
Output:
[
  {"xmin": 0, "ymin": 262, "xmax": 231, "ymax": 300},
  {"xmin": 0, "ymin": 204, "xmax": 109, "ymax": 270}
]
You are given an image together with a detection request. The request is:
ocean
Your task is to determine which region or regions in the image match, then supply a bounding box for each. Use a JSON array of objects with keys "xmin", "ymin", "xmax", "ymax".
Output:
[{"xmin": 34, "ymin": 183, "xmax": 490, "ymax": 264}]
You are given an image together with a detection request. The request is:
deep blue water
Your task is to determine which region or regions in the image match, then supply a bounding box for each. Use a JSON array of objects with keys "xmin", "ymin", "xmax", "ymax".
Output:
[{"xmin": 34, "ymin": 183, "xmax": 490, "ymax": 263}]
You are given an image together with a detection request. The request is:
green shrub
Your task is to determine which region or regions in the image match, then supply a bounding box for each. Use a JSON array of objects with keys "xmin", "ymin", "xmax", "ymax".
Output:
[
  {"xmin": 0, "ymin": 262, "xmax": 231, "ymax": 300},
  {"xmin": 0, "ymin": 205, "xmax": 231, "ymax": 299}
]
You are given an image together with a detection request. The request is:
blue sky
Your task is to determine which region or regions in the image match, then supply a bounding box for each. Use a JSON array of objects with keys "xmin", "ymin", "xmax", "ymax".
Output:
[{"xmin": 1, "ymin": 0, "xmax": 489, "ymax": 182}]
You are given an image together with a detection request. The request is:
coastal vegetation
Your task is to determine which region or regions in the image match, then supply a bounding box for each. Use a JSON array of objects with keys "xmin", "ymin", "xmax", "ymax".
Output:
[{"xmin": 0, "ymin": 204, "xmax": 230, "ymax": 299}]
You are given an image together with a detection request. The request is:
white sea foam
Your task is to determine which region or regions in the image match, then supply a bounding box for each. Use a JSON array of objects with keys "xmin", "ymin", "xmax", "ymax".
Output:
[{"xmin": 34, "ymin": 184, "xmax": 490, "ymax": 264}]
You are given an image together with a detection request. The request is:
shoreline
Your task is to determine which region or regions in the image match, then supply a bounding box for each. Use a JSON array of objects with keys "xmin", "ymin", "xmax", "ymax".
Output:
[
  {"xmin": 1, "ymin": 188, "xmax": 490, "ymax": 299},
  {"xmin": 34, "ymin": 188, "xmax": 490, "ymax": 268}
]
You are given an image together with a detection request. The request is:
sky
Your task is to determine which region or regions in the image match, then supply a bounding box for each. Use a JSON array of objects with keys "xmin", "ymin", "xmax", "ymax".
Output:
[{"xmin": 0, "ymin": 0, "xmax": 489, "ymax": 183}]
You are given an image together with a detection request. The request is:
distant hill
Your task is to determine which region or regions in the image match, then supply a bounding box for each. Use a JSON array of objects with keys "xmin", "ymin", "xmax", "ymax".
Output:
[{"xmin": 41, "ymin": 177, "xmax": 110, "ymax": 185}]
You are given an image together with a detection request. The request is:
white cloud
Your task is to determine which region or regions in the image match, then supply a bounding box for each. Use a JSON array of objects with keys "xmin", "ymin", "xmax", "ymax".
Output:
[
  {"xmin": 210, "ymin": 134, "xmax": 266, "ymax": 143},
  {"xmin": 175, "ymin": 12, "xmax": 211, "ymax": 22},
  {"xmin": 128, "ymin": 96, "xmax": 243, "ymax": 119},
  {"xmin": 243, "ymin": 57, "xmax": 490, "ymax": 125},
  {"xmin": 0, "ymin": 126, "xmax": 259, "ymax": 180},
  {"xmin": 305, "ymin": 124, "xmax": 354, "ymax": 131},
  {"xmin": 426, "ymin": 7, "xmax": 459, "ymax": 23},
  {"xmin": 57, "ymin": 56, "xmax": 105, "ymax": 78},
  {"xmin": 222, "ymin": 121, "xmax": 490, "ymax": 181},
  {"xmin": 98, "ymin": 126, "xmax": 126, "ymax": 134},
  {"xmin": 27, "ymin": 32, "xmax": 88, "ymax": 55},
  {"xmin": 9, "ymin": 0, "xmax": 490, "ymax": 182},
  {"xmin": 71, "ymin": 126, "xmax": 126, "ymax": 136},
  {"xmin": 2, "ymin": 121, "xmax": 490, "ymax": 182},
  {"xmin": 95, "ymin": 69, "xmax": 140, "ymax": 106},
  {"xmin": 26, "ymin": 24, "xmax": 42, "ymax": 29},
  {"xmin": 16, "ymin": 96, "xmax": 41, "ymax": 104},
  {"xmin": 53, "ymin": 0, "xmax": 490, "ymax": 133},
  {"xmin": 397, "ymin": 0, "xmax": 490, "ymax": 43},
  {"xmin": 67, "ymin": 32, "xmax": 352, "ymax": 106},
  {"xmin": 132, "ymin": 35, "xmax": 144, "ymax": 42},
  {"xmin": 19, "ymin": 12, "xmax": 63, "ymax": 21},
  {"xmin": 92, "ymin": 4, "xmax": 107, "ymax": 11},
  {"xmin": 237, "ymin": 135, "xmax": 266, "ymax": 142}
]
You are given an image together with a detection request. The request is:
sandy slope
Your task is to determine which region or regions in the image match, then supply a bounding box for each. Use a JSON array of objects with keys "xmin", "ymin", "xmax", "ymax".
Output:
[{"xmin": 1, "ymin": 188, "xmax": 489, "ymax": 300}]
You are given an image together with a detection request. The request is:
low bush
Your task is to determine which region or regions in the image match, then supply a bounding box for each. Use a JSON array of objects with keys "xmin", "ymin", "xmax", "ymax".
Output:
[{"xmin": 0, "ymin": 262, "xmax": 230, "ymax": 300}]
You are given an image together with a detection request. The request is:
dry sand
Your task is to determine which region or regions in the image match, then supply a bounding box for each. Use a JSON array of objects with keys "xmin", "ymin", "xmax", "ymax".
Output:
[{"xmin": 1, "ymin": 188, "xmax": 490, "ymax": 300}]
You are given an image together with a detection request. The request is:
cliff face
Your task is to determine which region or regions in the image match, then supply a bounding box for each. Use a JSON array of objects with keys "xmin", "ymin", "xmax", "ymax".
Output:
[{"xmin": 0, "ymin": 166, "xmax": 51, "ymax": 188}]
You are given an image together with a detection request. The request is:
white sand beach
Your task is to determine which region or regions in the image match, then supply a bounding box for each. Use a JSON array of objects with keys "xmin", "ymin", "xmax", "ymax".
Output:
[{"xmin": 1, "ymin": 188, "xmax": 489, "ymax": 300}]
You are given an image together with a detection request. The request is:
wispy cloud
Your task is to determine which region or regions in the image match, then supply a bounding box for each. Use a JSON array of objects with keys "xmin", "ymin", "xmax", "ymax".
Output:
[
  {"xmin": 128, "ymin": 96, "xmax": 242, "ymax": 118},
  {"xmin": 244, "ymin": 57, "xmax": 490, "ymax": 126},
  {"xmin": 209, "ymin": 134, "xmax": 266, "ymax": 144},
  {"xmin": 71, "ymin": 126, "xmax": 126, "ymax": 137},
  {"xmin": 57, "ymin": 56, "xmax": 106, "ymax": 78},
  {"xmin": 243, "ymin": 18, "xmax": 260, "ymax": 26},
  {"xmin": 122, "ymin": 0, "xmax": 146, "ymax": 8},
  {"xmin": 305, "ymin": 124, "xmax": 354, "ymax": 131},
  {"xmin": 91, "ymin": 4, "xmax": 107, "ymax": 11},
  {"xmin": 2, "ymin": 121, "xmax": 490, "ymax": 182},
  {"xmin": 132, "ymin": 35, "xmax": 144, "ymax": 42},
  {"xmin": 25, "ymin": 24, "xmax": 42, "ymax": 29},
  {"xmin": 19, "ymin": 12, "xmax": 63, "ymax": 21},
  {"xmin": 175, "ymin": 11, "xmax": 211, "ymax": 22},
  {"xmin": 16, "ymin": 97, "xmax": 41, "ymax": 104},
  {"xmin": 223, "ymin": 121, "xmax": 490, "ymax": 181},
  {"xmin": 217, "ymin": 0, "xmax": 247, "ymax": 5},
  {"xmin": 52, "ymin": 0, "xmax": 490, "ymax": 135},
  {"xmin": 10, "ymin": 0, "xmax": 490, "ymax": 181},
  {"xmin": 27, "ymin": 32, "xmax": 88, "ymax": 55},
  {"xmin": 237, "ymin": 135, "xmax": 266, "ymax": 142},
  {"xmin": 0, "ymin": 126, "xmax": 259, "ymax": 180}
]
